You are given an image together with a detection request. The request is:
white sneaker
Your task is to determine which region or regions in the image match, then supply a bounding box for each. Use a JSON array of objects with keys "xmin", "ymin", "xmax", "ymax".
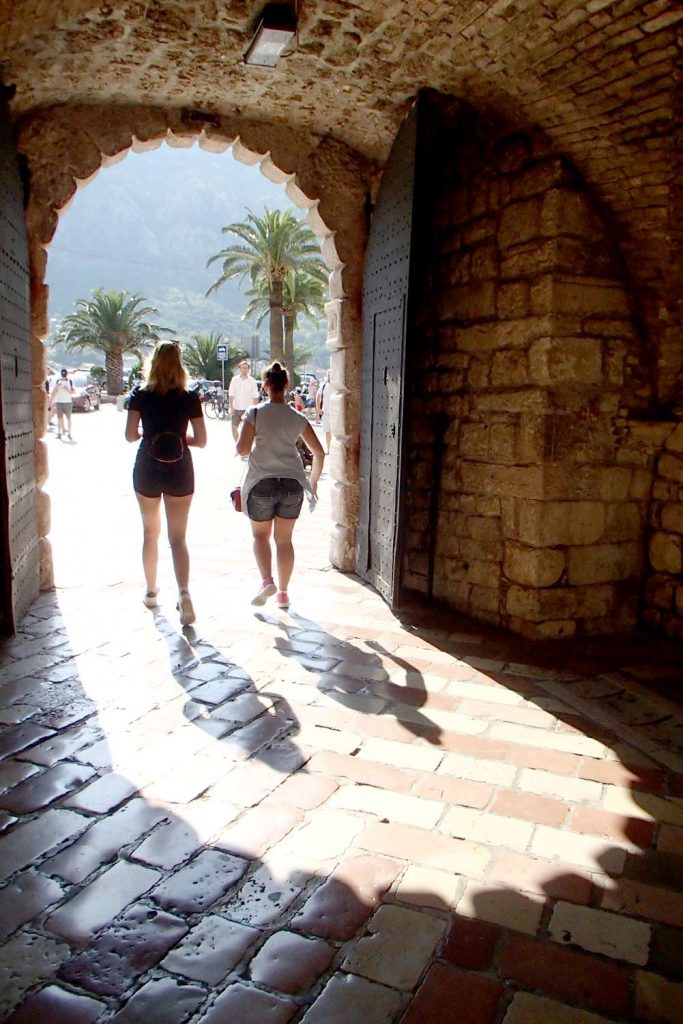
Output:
[
  {"xmin": 143, "ymin": 589, "xmax": 159, "ymax": 609},
  {"xmin": 178, "ymin": 589, "xmax": 195, "ymax": 625}
]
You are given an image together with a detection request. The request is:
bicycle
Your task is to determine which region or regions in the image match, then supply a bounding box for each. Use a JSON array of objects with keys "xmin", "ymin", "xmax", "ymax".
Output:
[{"xmin": 203, "ymin": 391, "xmax": 229, "ymax": 419}]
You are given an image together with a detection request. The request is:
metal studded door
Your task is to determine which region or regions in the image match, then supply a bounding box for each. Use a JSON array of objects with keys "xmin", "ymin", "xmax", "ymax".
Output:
[
  {"xmin": 0, "ymin": 91, "xmax": 38, "ymax": 634},
  {"xmin": 357, "ymin": 100, "xmax": 417, "ymax": 604}
]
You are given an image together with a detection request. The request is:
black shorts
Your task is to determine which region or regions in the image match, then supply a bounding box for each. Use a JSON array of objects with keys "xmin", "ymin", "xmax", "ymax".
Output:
[
  {"xmin": 133, "ymin": 446, "xmax": 194, "ymax": 498},
  {"xmin": 247, "ymin": 477, "xmax": 304, "ymax": 522}
]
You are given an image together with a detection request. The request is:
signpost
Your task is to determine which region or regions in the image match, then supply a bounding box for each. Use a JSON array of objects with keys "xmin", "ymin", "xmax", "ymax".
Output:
[{"xmin": 216, "ymin": 343, "xmax": 228, "ymax": 392}]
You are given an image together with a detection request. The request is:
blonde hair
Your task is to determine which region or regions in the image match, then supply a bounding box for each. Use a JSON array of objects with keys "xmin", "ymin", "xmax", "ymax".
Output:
[{"xmin": 145, "ymin": 340, "xmax": 187, "ymax": 395}]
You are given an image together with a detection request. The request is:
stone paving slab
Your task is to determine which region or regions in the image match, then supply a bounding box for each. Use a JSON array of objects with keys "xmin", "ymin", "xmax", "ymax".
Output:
[{"xmin": 0, "ymin": 412, "xmax": 682, "ymax": 1021}]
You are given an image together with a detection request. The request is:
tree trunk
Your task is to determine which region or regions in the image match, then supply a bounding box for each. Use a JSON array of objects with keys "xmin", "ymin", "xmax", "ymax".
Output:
[
  {"xmin": 269, "ymin": 279, "xmax": 284, "ymax": 364},
  {"xmin": 106, "ymin": 348, "xmax": 125, "ymax": 395},
  {"xmin": 284, "ymin": 311, "xmax": 295, "ymax": 381}
]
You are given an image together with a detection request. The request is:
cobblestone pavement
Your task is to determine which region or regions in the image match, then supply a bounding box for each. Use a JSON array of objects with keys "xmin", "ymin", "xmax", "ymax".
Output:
[{"xmin": 1, "ymin": 408, "xmax": 683, "ymax": 1022}]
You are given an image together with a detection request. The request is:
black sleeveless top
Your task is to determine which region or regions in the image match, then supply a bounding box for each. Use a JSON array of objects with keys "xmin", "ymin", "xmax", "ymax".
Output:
[{"xmin": 128, "ymin": 386, "xmax": 202, "ymax": 445}]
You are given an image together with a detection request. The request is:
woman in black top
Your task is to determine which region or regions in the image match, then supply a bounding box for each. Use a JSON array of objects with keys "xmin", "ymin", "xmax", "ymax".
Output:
[{"xmin": 125, "ymin": 340, "xmax": 206, "ymax": 625}]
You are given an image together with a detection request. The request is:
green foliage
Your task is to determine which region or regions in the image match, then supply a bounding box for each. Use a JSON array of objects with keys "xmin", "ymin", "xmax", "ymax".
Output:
[
  {"xmin": 128, "ymin": 358, "xmax": 144, "ymax": 389},
  {"xmin": 182, "ymin": 332, "xmax": 247, "ymax": 381},
  {"xmin": 58, "ymin": 289, "xmax": 173, "ymax": 395},
  {"xmin": 283, "ymin": 269, "xmax": 326, "ymax": 381},
  {"xmin": 243, "ymin": 268, "xmax": 326, "ymax": 329},
  {"xmin": 151, "ymin": 287, "xmax": 249, "ymax": 343},
  {"xmin": 291, "ymin": 343, "xmax": 314, "ymax": 386},
  {"xmin": 207, "ymin": 207, "xmax": 324, "ymax": 294},
  {"xmin": 89, "ymin": 365, "xmax": 106, "ymax": 385}
]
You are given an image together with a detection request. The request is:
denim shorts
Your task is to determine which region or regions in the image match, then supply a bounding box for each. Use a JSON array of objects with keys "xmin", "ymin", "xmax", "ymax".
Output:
[
  {"xmin": 133, "ymin": 444, "xmax": 194, "ymax": 498},
  {"xmin": 247, "ymin": 477, "xmax": 304, "ymax": 522}
]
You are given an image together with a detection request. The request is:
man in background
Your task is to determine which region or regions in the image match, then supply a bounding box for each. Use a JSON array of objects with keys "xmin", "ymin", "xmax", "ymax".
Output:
[
  {"xmin": 306, "ymin": 376, "xmax": 318, "ymax": 412},
  {"xmin": 316, "ymin": 369, "xmax": 332, "ymax": 454},
  {"xmin": 50, "ymin": 368, "xmax": 75, "ymax": 440},
  {"xmin": 228, "ymin": 359, "xmax": 259, "ymax": 442}
]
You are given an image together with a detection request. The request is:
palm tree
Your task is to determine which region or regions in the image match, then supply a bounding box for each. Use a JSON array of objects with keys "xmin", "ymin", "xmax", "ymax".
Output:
[
  {"xmin": 242, "ymin": 267, "xmax": 326, "ymax": 383},
  {"xmin": 206, "ymin": 207, "xmax": 325, "ymax": 364},
  {"xmin": 58, "ymin": 289, "xmax": 172, "ymax": 395},
  {"xmin": 283, "ymin": 269, "xmax": 326, "ymax": 383},
  {"xmin": 182, "ymin": 331, "xmax": 246, "ymax": 382}
]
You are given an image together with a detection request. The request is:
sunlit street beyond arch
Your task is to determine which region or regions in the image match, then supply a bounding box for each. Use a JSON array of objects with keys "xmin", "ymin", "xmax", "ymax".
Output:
[{"xmin": 46, "ymin": 403, "xmax": 330, "ymax": 606}]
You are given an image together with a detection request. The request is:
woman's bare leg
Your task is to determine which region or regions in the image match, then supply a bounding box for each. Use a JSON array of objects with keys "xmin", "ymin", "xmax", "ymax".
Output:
[
  {"xmin": 273, "ymin": 516, "xmax": 297, "ymax": 593},
  {"xmin": 163, "ymin": 493, "xmax": 193, "ymax": 591},
  {"xmin": 135, "ymin": 493, "xmax": 162, "ymax": 593},
  {"xmin": 250, "ymin": 518, "xmax": 274, "ymax": 581}
]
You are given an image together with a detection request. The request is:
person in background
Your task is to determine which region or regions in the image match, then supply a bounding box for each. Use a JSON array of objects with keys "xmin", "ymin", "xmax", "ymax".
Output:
[
  {"xmin": 306, "ymin": 376, "xmax": 318, "ymax": 411},
  {"xmin": 292, "ymin": 388, "xmax": 305, "ymax": 413},
  {"xmin": 316, "ymin": 368, "xmax": 332, "ymax": 454},
  {"xmin": 50, "ymin": 368, "xmax": 75, "ymax": 439},
  {"xmin": 228, "ymin": 359, "xmax": 259, "ymax": 443},
  {"xmin": 237, "ymin": 361, "xmax": 324, "ymax": 611},
  {"xmin": 45, "ymin": 374, "xmax": 56, "ymax": 429},
  {"xmin": 125, "ymin": 340, "xmax": 207, "ymax": 626}
]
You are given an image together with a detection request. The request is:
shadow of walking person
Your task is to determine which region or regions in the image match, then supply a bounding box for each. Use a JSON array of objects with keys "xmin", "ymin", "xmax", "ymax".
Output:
[
  {"xmin": 262, "ymin": 612, "xmax": 445, "ymax": 747},
  {"xmin": 151, "ymin": 613, "xmax": 306, "ymax": 776}
]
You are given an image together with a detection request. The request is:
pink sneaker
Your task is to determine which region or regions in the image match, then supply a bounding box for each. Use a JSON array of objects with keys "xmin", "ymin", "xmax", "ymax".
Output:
[
  {"xmin": 276, "ymin": 591, "xmax": 290, "ymax": 610},
  {"xmin": 251, "ymin": 578, "xmax": 276, "ymax": 606}
]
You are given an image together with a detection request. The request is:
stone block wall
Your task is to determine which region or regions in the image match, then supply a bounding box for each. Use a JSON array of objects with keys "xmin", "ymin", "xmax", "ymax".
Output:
[
  {"xmin": 641, "ymin": 422, "xmax": 683, "ymax": 639},
  {"xmin": 402, "ymin": 118, "xmax": 653, "ymax": 638}
]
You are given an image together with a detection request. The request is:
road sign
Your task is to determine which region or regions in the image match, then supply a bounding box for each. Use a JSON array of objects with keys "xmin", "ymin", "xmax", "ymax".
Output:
[{"xmin": 216, "ymin": 344, "xmax": 228, "ymax": 361}]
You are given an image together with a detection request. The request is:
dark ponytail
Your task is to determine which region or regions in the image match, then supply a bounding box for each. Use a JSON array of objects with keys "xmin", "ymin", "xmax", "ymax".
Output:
[{"xmin": 263, "ymin": 361, "xmax": 289, "ymax": 393}]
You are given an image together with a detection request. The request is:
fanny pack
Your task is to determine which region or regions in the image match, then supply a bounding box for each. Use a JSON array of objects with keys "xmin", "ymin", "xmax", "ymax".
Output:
[{"xmin": 149, "ymin": 431, "xmax": 185, "ymax": 464}]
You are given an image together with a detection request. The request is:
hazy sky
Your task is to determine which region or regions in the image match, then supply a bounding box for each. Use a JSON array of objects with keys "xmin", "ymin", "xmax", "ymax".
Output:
[{"xmin": 46, "ymin": 142, "xmax": 297, "ymax": 320}]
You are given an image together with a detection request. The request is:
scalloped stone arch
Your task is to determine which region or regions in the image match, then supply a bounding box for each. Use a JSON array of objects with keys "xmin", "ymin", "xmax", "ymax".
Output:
[{"xmin": 18, "ymin": 105, "xmax": 373, "ymax": 587}]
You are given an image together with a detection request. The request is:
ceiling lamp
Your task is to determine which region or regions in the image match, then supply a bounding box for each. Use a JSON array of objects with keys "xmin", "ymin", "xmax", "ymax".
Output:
[{"xmin": 244, "ymin": 5, "xmax": 297, "ymax": 67}]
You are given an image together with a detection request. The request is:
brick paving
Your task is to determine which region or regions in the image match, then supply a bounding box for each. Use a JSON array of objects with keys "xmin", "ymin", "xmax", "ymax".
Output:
[{"xmin": 1, "ymin": 412, "xmax": 683, "ymax": 1021}]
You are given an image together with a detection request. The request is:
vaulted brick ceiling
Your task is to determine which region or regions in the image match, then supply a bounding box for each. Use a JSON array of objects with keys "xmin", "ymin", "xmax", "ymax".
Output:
[
  {"xmin": 1, "ymin": 1, "xmax": 678, "ymax": 165},
  {"xmin": 1, "ymin": 1, "xmax": 680, "ymax": 338}
]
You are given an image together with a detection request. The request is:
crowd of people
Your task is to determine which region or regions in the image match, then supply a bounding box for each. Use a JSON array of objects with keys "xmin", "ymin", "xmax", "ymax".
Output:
[{"xmin": 124, "ymin": 342, "xmax": 326, "ymax": 626}]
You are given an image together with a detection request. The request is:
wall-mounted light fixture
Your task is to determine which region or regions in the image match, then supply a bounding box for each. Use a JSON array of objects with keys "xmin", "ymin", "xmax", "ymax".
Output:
[
  {"xmin": 181, "ymin": 108, "xmax": 221, "ymax": 128},
  {"xmin": 244, "ymin": 5, "xmax": 297, "ymax": 67}
]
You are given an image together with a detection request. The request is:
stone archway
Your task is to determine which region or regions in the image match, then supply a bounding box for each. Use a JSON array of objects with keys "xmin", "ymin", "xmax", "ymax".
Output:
[{"xmin": 17, "ymin": 104, "xmax": 375, "ymax": 589}]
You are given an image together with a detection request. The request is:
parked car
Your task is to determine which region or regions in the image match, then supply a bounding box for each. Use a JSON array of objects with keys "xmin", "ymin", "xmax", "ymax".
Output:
[
  {"xmin": 69, "ymin": 371, "xmax": 101, "ymax": 412},
  {"xmin": 190, "ymin": 379, "xmax": 223, "ymax": 400}
]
